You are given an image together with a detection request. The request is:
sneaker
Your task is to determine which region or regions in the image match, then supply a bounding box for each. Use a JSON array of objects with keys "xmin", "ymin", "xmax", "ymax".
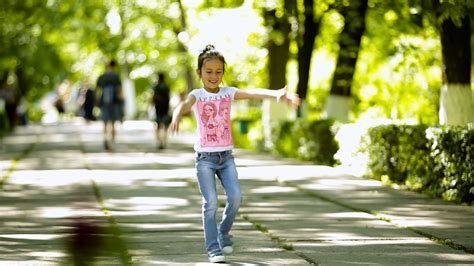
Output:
[
  {"xmin": 208, "ymin": 249, "xmax": 225, "ymax": 263},
  {"xmin": 218, "ymin": 234, "xmax": 233, "ymax": 254},
  {"xmin": 222, "ymin": 246, "xmax": 233, "ymax": 254}
]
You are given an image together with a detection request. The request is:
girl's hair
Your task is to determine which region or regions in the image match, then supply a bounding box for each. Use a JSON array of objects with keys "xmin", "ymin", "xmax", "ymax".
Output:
[{"xmin": 197, "ymin": 44, "xmax": 226, "ymax": 72}]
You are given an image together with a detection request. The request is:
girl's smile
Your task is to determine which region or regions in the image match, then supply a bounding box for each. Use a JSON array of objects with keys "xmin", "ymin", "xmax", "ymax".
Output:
[{"xmin": 198, "ymin": 58, "xmax": 224, "ymax": 93}]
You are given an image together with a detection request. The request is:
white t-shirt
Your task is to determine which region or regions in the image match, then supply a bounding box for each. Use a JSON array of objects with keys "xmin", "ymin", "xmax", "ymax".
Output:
[{"xmin": 190, "ymin": 87, "xmax": 238, "ymax": 152}]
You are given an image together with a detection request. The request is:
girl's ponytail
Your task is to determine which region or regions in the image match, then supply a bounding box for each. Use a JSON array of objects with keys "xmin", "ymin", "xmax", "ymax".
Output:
[{"xmin": 202, "ymin": 44, "xmax": 216, "ymax": 54}]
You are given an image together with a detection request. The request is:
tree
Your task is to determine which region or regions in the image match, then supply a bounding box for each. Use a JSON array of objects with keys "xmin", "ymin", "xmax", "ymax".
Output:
[
  {"xmin": 431, "ymin": 0, "xmax": 473, "ymax": 126},
  {"xmin": 177, "ymin": 0, "xmax": 195, "ymax": 92},
  {"xmin": 260, "ymin": 0, "xmax": 294, "ymax": 89},
  {"xmin": 0, "ymin": 1, "xmax": 67, "ymax": 102},
  {"xmin": 295, "ymin": 0, "xmax": 323, "ymax": 117},
  {"xmin": 326, "ymin": 0, "xmax": 369, "ymax": 122}
]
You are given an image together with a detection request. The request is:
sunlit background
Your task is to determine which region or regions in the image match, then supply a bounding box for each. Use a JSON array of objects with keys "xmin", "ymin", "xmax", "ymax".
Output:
[{"xmin": 2, "ymin": 0, "xmax": 465, "ymax": 126}]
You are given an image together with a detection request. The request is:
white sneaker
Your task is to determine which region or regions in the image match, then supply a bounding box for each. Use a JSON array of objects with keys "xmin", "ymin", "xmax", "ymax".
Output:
[
  {"xmin": 208, "ymin": 250, "xmax": 226, "ymax": 263},
  {"xmin": 218, "ymin": 234, "xmax": 234, "ymax": 254},
  {"xmin": 222, "ymin": 246, "xmax": 233, "ymax": 254}
]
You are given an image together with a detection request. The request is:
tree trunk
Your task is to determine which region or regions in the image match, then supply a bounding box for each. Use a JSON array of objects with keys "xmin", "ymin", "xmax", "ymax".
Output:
[
  {"xmin": 296, "ymin": 0, "xmax": 320, "ymax": 117},
  {"xmin": 267, "ymin": 35, "xmax": 289, "ymax": 89},
  {"xmin": 177, "ymin": 0, "xmax": 195, "ymax": 92},
  {"xmin": 118, "ymin": 6, "xmax": 136, "ymax": 119},
  {"xmin": 438, "ymin": 15, "xmax": 473, "ymax": 125},
  {"xmin": 262, "ymin": 0, "xmax": 295, "ymax": 149},
  {"xmin": 326, "ymin": 0, "xmax": 368, "ymax": 122},
  {"xmin": 264, "ymin": 0, "xmax": 293, "ymax": 89}
]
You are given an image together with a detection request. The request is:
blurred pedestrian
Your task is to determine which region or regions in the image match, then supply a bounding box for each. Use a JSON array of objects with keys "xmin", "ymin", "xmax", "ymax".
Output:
[
  {"xmin": 151, "ymin": 72, "xmax": 171, "ymax": 149},
  {"xmin": 54, "ymin": 95, "xmax": 65, "ymax": 115},
  {"xmin": 168, "ymin": 44, "xmax": 300, "ymax": 263},
  {"xmin": 0, "ymin": 78, "xmax": 20, "ymax": 131},
  {"xmin": 96, "ymin": 60, "xmax": 122, "ymax": 151},
  {"xmin": 78, "ymin": 80, "xmax": 96, "ymax": 122}
]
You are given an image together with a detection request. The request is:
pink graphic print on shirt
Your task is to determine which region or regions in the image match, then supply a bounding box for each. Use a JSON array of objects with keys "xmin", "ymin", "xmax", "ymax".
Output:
[{"xmin": 197, "ymin": 97, "xmax": 232, "ymax": 147}]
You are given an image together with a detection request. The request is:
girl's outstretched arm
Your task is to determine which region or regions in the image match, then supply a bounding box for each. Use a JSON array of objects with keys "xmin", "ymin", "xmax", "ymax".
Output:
[
  {"xmin": 168, "ymin": 94, "xmax": 196, "ymax": 135},
  {"xmin": 234, "ymin": 86, "xmax": 300, "ymax": 107}
]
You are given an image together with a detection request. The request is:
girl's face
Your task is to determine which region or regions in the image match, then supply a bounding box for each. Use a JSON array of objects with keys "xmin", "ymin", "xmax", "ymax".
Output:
[{"xmin": 198, "ymin": 58, "xmax": 224, "ymax": 92}]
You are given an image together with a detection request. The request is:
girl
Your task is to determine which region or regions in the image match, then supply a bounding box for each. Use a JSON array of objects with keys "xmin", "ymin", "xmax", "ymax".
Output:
[{"xmin": 169, "ymin": 44, "xmax": 300, "ymax": 263}]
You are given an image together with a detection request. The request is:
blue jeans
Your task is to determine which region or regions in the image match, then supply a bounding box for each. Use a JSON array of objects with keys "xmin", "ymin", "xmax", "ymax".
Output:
[{"xmin": 195, "ymin": 150, "xmax": 242, "ymax": 252}]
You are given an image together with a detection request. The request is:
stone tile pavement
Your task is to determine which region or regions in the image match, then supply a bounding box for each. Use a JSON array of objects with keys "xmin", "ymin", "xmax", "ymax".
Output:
[{"xmin": 0, "ymin": 119, "xmax": 473, "ymax": 265}]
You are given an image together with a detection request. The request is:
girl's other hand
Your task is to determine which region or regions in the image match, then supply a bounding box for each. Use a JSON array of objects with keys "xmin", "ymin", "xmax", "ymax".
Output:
[
  {"xmin": 277, "ymin": 86, "xmax": 301, "ymax": 107},
  {"xmin": 168, "ymin": 119, "xmax": 180, "ymax": 135}
]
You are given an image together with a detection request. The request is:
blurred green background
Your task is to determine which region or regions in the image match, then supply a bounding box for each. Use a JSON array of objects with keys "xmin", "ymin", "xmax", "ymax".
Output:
[{"xmin": 1, "ymin": 0, "xmax": 472, "ymax": 127}]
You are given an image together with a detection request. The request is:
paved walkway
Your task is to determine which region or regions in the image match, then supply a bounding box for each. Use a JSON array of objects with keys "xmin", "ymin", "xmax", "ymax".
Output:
[{"xmin": 0, "ymin": 119, "xmax": 473, "ymax": 265}]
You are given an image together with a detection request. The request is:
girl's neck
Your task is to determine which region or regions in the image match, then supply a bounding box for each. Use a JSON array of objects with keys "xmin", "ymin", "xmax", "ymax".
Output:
[{"xmin": 204, "ymin": 86, "xmax": 220, "ymax": 94}]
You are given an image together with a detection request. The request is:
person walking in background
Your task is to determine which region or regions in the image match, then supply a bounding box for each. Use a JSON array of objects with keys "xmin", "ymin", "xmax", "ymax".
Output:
[
  {"xmin": 96, "ymin": 60, "xmax": 122, "ymax": 151},
  {"xmin": 168, "ymin": 44, "xmax": 300, "ymax": 263},
  {"xmin": 151, "ymin": 72, "xmax": 171, "ymax": 150},
  {"xmin": 78, "ymin": 80, "xmax": 96, "ymax": 122},
  {"xmin": 54, "ymin": 92, "xmax": 65, "ymax": 120},
  {"xmin": 0, "ymin": 79, "xmax": 20, "ymax": 131}
]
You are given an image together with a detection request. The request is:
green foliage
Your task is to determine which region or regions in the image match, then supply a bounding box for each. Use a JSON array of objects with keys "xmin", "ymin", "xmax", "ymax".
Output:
[
  {"xmin": 427, "ymin": 127, "xmax": 474, "ymax": 203},
  {"xmin": 272, "ymin": 119, "xmax": 339, "ymax": 166},
  {"xmin": 231, "ymin": 103, "xmax": 265, "ymax": 151},
  {"xmin": 200, "ymin": 0, "xmax": 244, "ymax": 8},
  {"xmin": 366, "ymin": 124, "xmax": 473, "ymax": 204},
  {"xmin": 232, "ymin": 120, "xmax": 265, "ymax": 151},
  {"xmin": 134, "ymin": 77, "xmax": 153, "ymax": 119},
  {"xmin": 0, "ymin": 0, "xmax": 66, "ymax": 99},
  {"xmin": 27, "ymin": 104, "xmax": 45, "ymax": 123},
  {"xmin": 232, "ymin": 102, "xmax": 262, "ymax": 122},
  {"xmin": 0, "ymin": 0, "xmax": 469, "ymax": 128},
  {"xmin": 233, "ymin": 118, "xmax": 339, "ymax": 166},
  {"xmin": 353, "ymin": 1, "xmax": 441, "ymax": 123},
  {"xmin": 366, "ymin": 125, "xmax": 439, "ymax": 185},
  {"xmin": 432, "ymin": 0, "xmax": 474, "ymax": 26},
  {"xmin": 134, "ymin": 77, "xmax": 152, "ymax": 98}
]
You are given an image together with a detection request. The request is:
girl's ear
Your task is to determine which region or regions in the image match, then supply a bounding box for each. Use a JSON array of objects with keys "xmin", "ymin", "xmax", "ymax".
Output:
[{"xmin": 196, "ymin": 69, "xmax": 201, "ymax": 77}]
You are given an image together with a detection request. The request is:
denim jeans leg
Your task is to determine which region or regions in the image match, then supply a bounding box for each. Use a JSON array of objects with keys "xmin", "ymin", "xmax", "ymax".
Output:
[
  {"xmin": 196, "ymin": 154, "xmax": 220, "ymax": 252},
  {"xmin": 217, "ymin": 154, "xmax": 241, "ymax": 236}
]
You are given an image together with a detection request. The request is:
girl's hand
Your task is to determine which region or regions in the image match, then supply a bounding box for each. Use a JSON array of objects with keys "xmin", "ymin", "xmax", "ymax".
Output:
[
  {"xmin": 277, "ymin": 86, "xmax": 301, "ymax": 107},
  {"xmin": 167, "ymin": 94, "xmax": 196, "ymax": 135},
  {"xmin": 168, "ymin": 118, "xmax": 180, "ymax": 135}
]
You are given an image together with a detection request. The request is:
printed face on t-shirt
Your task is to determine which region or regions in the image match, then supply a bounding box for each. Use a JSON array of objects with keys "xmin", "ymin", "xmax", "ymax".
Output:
[
  {"xmin": 203, "ymin": 104, "xmax": 216, "ymax": 118},
  {"xmin": 197, "ymin": 96, "xmax": 232, "ymax": 147}
]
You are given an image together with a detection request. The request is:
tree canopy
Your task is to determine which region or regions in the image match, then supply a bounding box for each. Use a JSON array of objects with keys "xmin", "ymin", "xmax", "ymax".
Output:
[{"xmin": 0, "ymin": 0, "xmax": 472, "ymax": 125}]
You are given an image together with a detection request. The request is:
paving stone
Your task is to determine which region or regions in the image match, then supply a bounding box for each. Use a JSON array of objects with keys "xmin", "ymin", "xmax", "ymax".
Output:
[{"xmin": 1, "ymin": 120, "xmax": 473, "ymax": 265}]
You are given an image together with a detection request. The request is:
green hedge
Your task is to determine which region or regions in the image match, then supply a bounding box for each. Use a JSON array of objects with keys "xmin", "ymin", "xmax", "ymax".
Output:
[
  {"xmin": 271, "ymin": 119, "xmax": 339, "ymax": 166},
  {"xmin": 366, "ymin": 125, "xmax": 473, "ymax": 204}
]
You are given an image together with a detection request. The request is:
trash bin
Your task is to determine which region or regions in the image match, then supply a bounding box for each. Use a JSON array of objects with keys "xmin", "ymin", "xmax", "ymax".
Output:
[{"xmin": 239, "ymin": 120, "xmax": 249, "ymax": 134}]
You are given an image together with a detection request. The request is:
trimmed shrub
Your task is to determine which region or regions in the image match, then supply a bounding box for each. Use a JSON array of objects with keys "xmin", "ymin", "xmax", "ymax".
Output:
[
  {"xmin": 272, "ymin": 119, "xmax": 339, "ymax": 166},
  {"xmin": 427, "ymin": 127, "xmax": 474, "ymax": 203},
  {"xmin": 366, "ymin": 124, "xmax": 473, "ymax": 204}
]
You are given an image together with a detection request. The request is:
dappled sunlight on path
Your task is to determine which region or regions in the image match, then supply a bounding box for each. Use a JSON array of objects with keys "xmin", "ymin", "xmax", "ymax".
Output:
[{"xmin": 0, "ymin": 119, "xmax": 473, "ymax": 264}]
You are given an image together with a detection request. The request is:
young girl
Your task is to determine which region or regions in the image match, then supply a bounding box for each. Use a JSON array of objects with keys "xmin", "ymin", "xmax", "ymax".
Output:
[{"xmin": 168, "ymin": 44, "xmax": 300, "ymax": 263}]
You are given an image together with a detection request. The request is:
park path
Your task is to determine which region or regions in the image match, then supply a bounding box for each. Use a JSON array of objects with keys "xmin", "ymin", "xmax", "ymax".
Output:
[{"xmin": 0, "ymin": 119, "xmax": 473, "ymax": 265}]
